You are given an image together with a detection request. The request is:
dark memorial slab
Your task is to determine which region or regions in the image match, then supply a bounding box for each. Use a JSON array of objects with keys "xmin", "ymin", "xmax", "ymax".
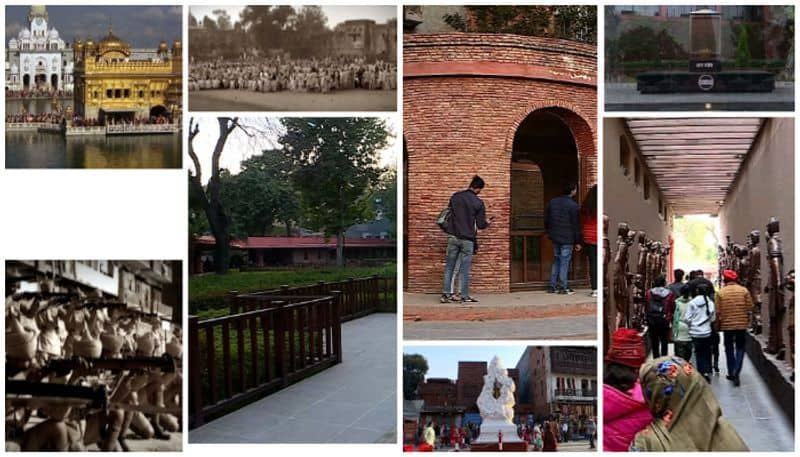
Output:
[
  {"xmin": 636, "ymin": 9, "xmax": 775, "ymax": 94},
  {"xmin": 471, "ymin": 442, "xmax": 528, "ymax": 452}
]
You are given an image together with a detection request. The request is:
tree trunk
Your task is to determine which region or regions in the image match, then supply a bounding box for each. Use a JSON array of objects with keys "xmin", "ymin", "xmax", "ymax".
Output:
[{"xmin": 336, "ymin": 231, "xmax": 345, "ymax": 268}]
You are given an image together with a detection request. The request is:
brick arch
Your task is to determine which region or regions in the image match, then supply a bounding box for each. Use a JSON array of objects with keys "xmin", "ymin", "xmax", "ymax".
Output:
[{"xmin": 505, "ymin": 103, "xmax": 597, "ymax": 199}]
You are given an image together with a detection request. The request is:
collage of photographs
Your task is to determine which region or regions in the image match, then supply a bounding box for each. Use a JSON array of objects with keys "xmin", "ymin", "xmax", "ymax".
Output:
[{"xmin": 0, "ymin": 2, "xmax": 796, "ymax": 455}]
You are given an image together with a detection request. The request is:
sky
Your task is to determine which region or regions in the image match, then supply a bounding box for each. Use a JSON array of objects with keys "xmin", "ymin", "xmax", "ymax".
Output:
[
  {"xmin": 190, "ymin": 5, "xmax": 396, "ymax": 29},
  {"xmin": 404, "ymin": 345, "xmax": 529, "ymax": 380},
  {"xmin": 6, "ymin": 6, "xmax": 182, "ymax": 47},
  {"xmin": 189, "ymin": 117, "xmax": 397, "ymax": 185}
]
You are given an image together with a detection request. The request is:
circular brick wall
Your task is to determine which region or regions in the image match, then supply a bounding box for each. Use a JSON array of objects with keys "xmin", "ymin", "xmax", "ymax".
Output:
[{"xmin": 404, "ymin": 33, "xmax": 597, "ymax": 294}]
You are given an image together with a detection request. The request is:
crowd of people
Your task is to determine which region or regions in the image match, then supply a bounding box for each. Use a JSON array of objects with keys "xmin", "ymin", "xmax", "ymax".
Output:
[
  {"xmin": 6, "ymin": 283, "xmax": 182, "ymax": 451},
  {"xmin": 439, "ymin": 177, "xmax": 598, "ymax": 303},
  {"xmin": 602, "ymin": 263, "xmax": 766, "ymax": 452},
  {"xmin": 6, "ymin": 112, "xmax": 65, "ymax": 124},
  {"xmin": 189, "ymin": 56, "xmax": 396, "ymax": 93},
  {"xmin": 6, "ymin": 88, "xmax": 73, "ymax": 99},
  {"xmin": 406, "ymin": 416, "xmax": 596, "ymax": 452}
]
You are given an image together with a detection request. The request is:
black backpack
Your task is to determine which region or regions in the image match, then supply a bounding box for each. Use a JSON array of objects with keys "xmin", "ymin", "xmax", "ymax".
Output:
[{"xmin": 648, "ymin": 292, "xmax": 666, "ymax": 319}]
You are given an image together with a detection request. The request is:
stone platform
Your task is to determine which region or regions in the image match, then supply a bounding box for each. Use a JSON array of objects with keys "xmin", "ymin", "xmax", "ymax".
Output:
[{"xmin": 470, "ymin": 441, "xmax": 528, "ymax": 452}]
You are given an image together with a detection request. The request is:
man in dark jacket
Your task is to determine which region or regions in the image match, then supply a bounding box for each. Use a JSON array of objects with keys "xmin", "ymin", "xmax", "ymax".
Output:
[
  {"xmin": 441, "ymin": 176, "xmax": 492, "ymax": 303},
  {"xmin": 544, "ymin": 183, "xmax": 582, "ymax": 294}
]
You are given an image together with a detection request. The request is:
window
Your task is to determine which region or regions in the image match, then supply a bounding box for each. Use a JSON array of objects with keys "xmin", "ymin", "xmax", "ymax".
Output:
[
  {"xmin": 303, "ymin": 250, "xmax": 309, "ymax": 261},
  {"xmin": 124, "ymin": 89, "xmax": 130, "ymax": 98},
  {"xmin": 114, "ymin": 89, "xmax": 121, "ymax": 98},
  {"xmin": 94, "ymin": 91, "xmax": 98, "ymax": 99},
  {"xmin": 619, "ymin": 135, "xmax": 630, "ymax": 175},
  {"xmin": 643, "ymin": 173, "xmax": 650, "ymax": 200},
  {"xmin": 634, "ymin": 158, "xmax": 641, "ymax": 186},
  {"xmin": 139, "ymin": 90, "xmax": 144, "ymax": 98},
  {"xmin": 106, "ymin": 89, "xmax": 112, "ymax": 98}
]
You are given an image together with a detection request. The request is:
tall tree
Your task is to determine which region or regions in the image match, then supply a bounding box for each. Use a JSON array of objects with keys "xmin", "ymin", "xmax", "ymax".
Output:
[
  {"xmin": 281, "ymin": 118, "xmax": 390, "ymax": 267},
  {"xmin": 188, "ymin": 117, "xmax": 242, "ymax": 275},
  {"xmin": 403, "ymin": 354, "xmax": 429, "ymax": 400},
  {"xmin": 219, "ymin": 150, "xmax": 300, "ymax": 238},
  {"xmin": 443, "ymin": 6, "xmax": 596, "ymax": 44},
  {"xmin": 213, "ymin": 9, "xmax": 233, "ymax": 31}
]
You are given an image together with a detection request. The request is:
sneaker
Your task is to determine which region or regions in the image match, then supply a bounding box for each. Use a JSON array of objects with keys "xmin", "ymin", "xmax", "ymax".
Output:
[
  {"xmin": 714, "ymin": 366, "xmax": 720, "ymax": 374},
  {"xmin": 461, "ymin": 296, "xmax": 479, "ymax": 303},
  {"xmin": 590, "ymin": 290, "xmax": 598, "ymax": 298},
  {"xmin": 556, "ymin": 288, "xmax": 567, "ymax": 295},
  {"xmin": 547, "ymin": 286, "xmax": 557, "ymax": 294},
  {"xmin": 564, "ymin": 288, "xmax": 576, "ymax": 295},
  {"xmin": 726, "ymin": 375, "xmax": 735, "ymax": 381},
  {"xmin": 440, "ymin": 294, "xmax": 451, "ymax": 303},
  {"xmin": 733, "ymin": 376, "xmax": 741, "ymax": 387}
]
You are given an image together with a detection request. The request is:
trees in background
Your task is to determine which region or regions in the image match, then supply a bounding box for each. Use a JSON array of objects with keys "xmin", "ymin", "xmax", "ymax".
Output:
[{"xmin": 281, "ymin": 118, "xmax": 391, "ymax": 267}]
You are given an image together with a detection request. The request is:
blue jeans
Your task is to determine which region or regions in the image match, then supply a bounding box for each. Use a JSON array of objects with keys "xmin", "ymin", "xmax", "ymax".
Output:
[
  {"xmin": 723, "ymin": 329, "xmax": 747, "ymax": 377},
  {"xmin": 442, "ymin": 236, "xmax": 474, "ymax": 297},
  {"xmin": 550, "ymin": 244, "xmax": 573, "ymax": 290}
]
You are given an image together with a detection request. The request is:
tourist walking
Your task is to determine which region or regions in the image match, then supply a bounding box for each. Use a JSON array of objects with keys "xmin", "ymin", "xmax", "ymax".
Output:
[
  {"xmin": 440, "ymin": 176, "xmax": 492, "ymax": 303},
  {"xmin": 543, "ymin": 421, "xmax": 558, "ymax": 451},
  {"xmin": 630, "ymin": 356, "xmax": 749, "ymax": 451},
  {"xmin": 668, "ymin": 269, "xmax": 685, "ymax": 298},
  {"xmin": 581, "ymin": 184, "xmax": 598, "ymax": 298},
  {"xmin": 586, "ymin": 417, "xmax": 596, "ymax": 449},
  {"xmin": 683, "ymin": 284, "xmax": 716, "ymax": 382},
  {"xmin": 603, "ymin": 328, "xmax": 652, "ymax": 451},
  {"xmin": 561, "ymin": 421, "xmax": 569, "ymax": 442},
  {"xmin": 646, "ymin": 275, "xmax": 674, "ymax": 359},
  {"xmin": 422, "ymin": 422, "xmax": 436, "ymax": 451},
  {"xmin": 545, "ymin": 183, "xmax": 582, "ymax": 294},
  {"xmin": 672, "ymin": 284, "xmax": 694, "ymax": 362},
  {"xmin": 690, "ymin": 270, "xmax": 720, "ymax": 373},
  {"xmin": 715, "ymin": 270, "xmax": 754, "ymax": 387}
]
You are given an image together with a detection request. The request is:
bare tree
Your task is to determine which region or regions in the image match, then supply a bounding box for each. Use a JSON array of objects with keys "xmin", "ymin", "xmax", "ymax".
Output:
[{"xmin": 188, "ymin": 117, "xmax": 239, "ymax": 275}]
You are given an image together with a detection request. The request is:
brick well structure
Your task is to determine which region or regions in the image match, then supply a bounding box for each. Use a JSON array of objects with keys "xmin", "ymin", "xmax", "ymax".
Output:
[{"xmin": 404, "ymin": 33, "xmax": 597, "ymax": 293}]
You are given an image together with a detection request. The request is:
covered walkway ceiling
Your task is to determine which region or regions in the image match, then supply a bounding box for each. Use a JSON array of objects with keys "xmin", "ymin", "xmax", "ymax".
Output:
[{"xmin": 625, "ymin": 118, "xmax": 763, "ymax": 215}]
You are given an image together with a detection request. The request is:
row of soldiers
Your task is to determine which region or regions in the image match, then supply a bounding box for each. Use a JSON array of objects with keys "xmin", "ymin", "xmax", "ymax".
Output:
[
  {"xmin": 605, "ymin": 217, "xmax": 670, "ymax": 332},
  {"xmin": 718, "ymin": 217, "xmax": 792, "ymax": 363},
  {"xmin": 6, "ymin": 281, "xmax": 182, "ymax": 451}
]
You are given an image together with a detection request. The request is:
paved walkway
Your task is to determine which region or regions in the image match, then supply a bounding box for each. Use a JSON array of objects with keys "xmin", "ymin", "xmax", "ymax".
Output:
[
  {"xmin": 707, "ymin": 338, "xmax": 793, "ymax": 451},
  {"xmin": 605, "ymin": 82, "xmax": 794, "ymax": 111},
  {"xmin": 648, "ymin": 338, "xmax": 793, "ymax": 451},
  {"xmin": 404, "ymin": 290, "xmax": 596, "ymax": 340},
  {"xmin": 189, "ymin": 313, "xmax": 396, "ymax": 444}
]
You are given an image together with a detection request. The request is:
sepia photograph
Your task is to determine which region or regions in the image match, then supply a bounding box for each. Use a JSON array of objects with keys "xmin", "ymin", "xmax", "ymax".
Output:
[
  {"xmin": 188, "ymin": 5, "xmax": 397, "ymax": 111},
  {"xmin": 5, "ymin": 5, "xmax": 183, "ymax": 168},
  {"xmin": 6, "ymin": 261, "xmax": 182, "ymax": 451}
]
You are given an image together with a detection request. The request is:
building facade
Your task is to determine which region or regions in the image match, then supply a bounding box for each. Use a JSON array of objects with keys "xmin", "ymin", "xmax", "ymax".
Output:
[
  {"xmin": 331, "ymin": 19, "xmax": 397, "ymax": 63},
  {"xmin": 516, "ymin": 346, "xmax": 597, "ymax": 418},
  {"xmin": 404, "ymin": 8, "xmax": 597, "ymax": 293},
  {"xmin": 6, "ymin": 6, "xmax": 74, "ymax": 91},
  {"xmin": 72, "ymin": 28, "xmax": 182, "ymax": 121}
]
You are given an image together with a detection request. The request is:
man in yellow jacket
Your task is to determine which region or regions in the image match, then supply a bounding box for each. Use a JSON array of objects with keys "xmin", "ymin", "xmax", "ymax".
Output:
[{"xmin": 715, "ymin": 270, "xmax": 754, "ymax": 387}]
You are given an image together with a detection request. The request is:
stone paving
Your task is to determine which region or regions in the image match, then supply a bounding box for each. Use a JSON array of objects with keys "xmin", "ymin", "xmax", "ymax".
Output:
[
  {"xmin": 706, "ymin": 338, "xmax": 794, "ymax": 451},
  {"xmin": 189, "ymin": 313, "xmax": 397, "ymax": 444},
  {"xmin": 404, "ymin": 289, "xmax": 597, "ymax": 340},
  {"xmin": 605, "ymin": 82, "xmax": 794, "ymax": 111}
]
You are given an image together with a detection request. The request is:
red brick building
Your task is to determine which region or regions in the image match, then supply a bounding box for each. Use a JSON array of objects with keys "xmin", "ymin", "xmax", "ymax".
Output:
[{"xmin": 404, "ymin": 32, "xmax": 597, "ymax": 293}]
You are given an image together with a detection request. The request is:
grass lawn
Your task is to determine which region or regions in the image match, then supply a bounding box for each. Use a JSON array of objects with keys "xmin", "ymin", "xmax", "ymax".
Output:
[{"xmin": 190, "ymin": 264, "xmax": 396, "ymax": 315}]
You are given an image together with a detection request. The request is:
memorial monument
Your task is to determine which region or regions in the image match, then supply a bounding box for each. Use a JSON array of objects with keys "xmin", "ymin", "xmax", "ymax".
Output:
[
  {"xmin": 637, "ymin": 9, "xmax": 774, "ymax": 93},
  {"xmin": 471, "ymin": 356, "xmax": 525, "ymax": 452}
]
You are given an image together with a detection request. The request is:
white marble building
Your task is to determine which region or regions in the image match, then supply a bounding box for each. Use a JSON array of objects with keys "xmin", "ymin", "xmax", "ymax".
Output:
[{"xmin": 6, "ymin": 5, "xmax": 73, "ymax": 91}]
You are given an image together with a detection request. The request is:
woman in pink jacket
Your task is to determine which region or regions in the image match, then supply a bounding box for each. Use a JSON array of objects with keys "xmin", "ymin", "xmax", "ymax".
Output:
[{"xmin": 603, "ymin": 328, "xmax": 653, "ymax": 451}]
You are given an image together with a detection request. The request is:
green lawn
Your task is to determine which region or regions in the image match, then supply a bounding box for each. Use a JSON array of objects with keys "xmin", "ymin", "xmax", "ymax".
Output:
[{"xmin": 189, "ymin": 264, "xmax": 396, "ymax": 315}]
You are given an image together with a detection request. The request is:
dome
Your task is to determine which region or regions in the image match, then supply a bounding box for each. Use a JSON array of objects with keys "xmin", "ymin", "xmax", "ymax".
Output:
[
  {"xmin": 9, "ymin": 38, "xmax": 18, "ymax": 49},
  {"xmin": 48, "ymin": 28, "xmax": 59, "ymax": 40},
  {"xmin": 98, "ymin": 27, "xmax": 130, "ymax": 56},
  {"xmin": 86, "ymin": 38, "xmax": 95, "ymax": 48},
  {"xmin": 20, "ymin": 29, "xmax": 31, "ymax": 40},
  {"xmin": 158, "ymin": 40, "xmax": 168, "ymax": 52}
]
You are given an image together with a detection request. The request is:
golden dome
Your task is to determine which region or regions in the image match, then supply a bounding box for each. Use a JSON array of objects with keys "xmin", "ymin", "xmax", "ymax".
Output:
[
  {"xmin": 159, "ymin": 40, "xmax": 169, "ymax": 52},
  {"xmin": 86, "ymin": 37, "xmax": 95, "ymax": 48},
  {"xmin": 98, "ymin": 27, "xmax": 130, "ymax": 57}
]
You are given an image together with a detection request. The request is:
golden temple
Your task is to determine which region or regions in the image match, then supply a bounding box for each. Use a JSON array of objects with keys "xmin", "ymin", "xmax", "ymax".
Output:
[{"xmin": 72, "ymin": 27, "xmax": 182, "ymax": 122}]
